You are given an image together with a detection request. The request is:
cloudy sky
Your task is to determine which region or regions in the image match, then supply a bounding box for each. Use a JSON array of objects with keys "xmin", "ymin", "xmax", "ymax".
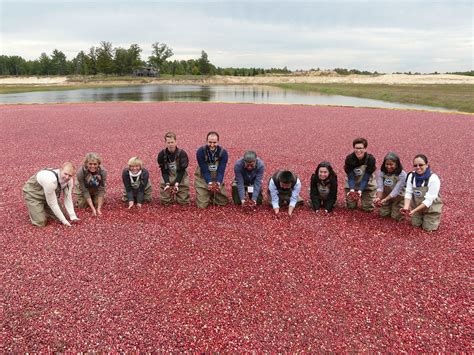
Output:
[{"xmin": 0, "ymin": 0, "xmax": 472, "ymax": 73}]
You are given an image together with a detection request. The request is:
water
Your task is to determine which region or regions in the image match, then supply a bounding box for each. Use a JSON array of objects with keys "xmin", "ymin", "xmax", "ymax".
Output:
[{"xmin": 0, "ymin": 84, "xmax": 455, "ymax": 111}]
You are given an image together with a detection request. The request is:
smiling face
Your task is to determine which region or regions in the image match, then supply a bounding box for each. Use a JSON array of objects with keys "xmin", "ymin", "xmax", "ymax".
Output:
[
  {"xmin": 87, "ymin": 159, "xmax": 99, "ymax": 173},
  {"xmin": 244, "ymin": 160, "xmax": 256, "ymax": 171},
  {"xmin": 166, "ymin": 137, "xmax": 177, "ymax": 152},
  {"xmin": 129, "ymin": 164, "xmax": 141, "ymax": 174},
  {"xmin": 413, "ymin": 157, "xmax": 428, "ymax": 175},
  {"xmin": 207, "ymin": 134, "xmax": 219, "ymax": 151},
  {"xmin": 318, "ymin": 167, "xmax": 329, "ymax": 180},
  {"xmin": 60, "ymin": 165, "xmax": 74, "ymax": 184},
  {"xmin": 354, "ymin": 144, "xmax": 366, "ymax": 160},
  {"xmin": 384, "ymin": 159, "xmax": 397, "ymax": 174}
]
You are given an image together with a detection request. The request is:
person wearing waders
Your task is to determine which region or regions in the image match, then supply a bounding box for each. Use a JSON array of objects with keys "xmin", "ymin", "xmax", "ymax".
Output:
[
  {"xmin": 309, "ymin": 161, "xmax": 338, "ymax": 213},
  {"xmin": 374, "ymin": 152, "xmax": 407, "ymax": 220},
  {"xmin": 122, "ymin": 157, "xmax": 152, "ymax": 208},
  {"xmin": 157, "ymin": 132, "xmax": 190, "ymax": 205},
  {"xmin": 344, "ymin": 137, "xmax": 377, "ymax": 212},
  {"xmin": 268, "ymin": 170, "xmax": 304, "ymax": 217},
  {"xmin": 400, "ymin": 154, "xmax": 443, "ymax": 232},
  {"xmin": 22, "ymin": 161, "xmax": 80, "ymax": 227},
  {"xmin": 232, "ymin": 150, "xmax": 265, "ymax": 206},
  {"xmin": 74, "ymin": 152, "xmax": 107, "ymax": 216},
  {"xmin": 194, "ymin": 131, "xmax": 229, "ymax": 208}
]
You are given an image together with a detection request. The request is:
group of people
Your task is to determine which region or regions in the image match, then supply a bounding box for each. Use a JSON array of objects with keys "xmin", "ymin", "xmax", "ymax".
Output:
[{"xmin": 22, "ymin": 133, "xmax": 443, "ymax": 232}]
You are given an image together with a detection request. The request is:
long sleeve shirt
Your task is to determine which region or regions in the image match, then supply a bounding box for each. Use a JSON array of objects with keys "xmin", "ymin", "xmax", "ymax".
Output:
[
  {"xmin": 268, "ymin": 177, "xmax": 302, "ymax": 209},
  {"xmin": 196, "ymin": 146, "xmax": 228, "ymax": 184},
  {"xmin": 310, "ymin": 175, "xmax": 338, "ymax": 212},
  {"xmin": 122, "ymin": 168, "xmax": 150, "ymax": 204},
  {"xmin": 405, "ymin": 172, "xmax": 441, "ymax": 208},
  {"xmin": 157, "ymin": 148, "xmax": 189, "ymax": 184},
  {"xmin": 76, "ymin": 167, "xmax": 107, "ymax": 199},
  {"xmin": 344, "ymin": 152, "xmax": 376, "ymax": 191},
  {"xmin": 234, "ymin": 158, "xmax": 265, "ymax": 201},
  {"xmin": 36, "ymin": 169, "xmax": 77, "ymax": 224},
  {"xmin": 376, "ymin": 170, "xmax": 407, "ymax": 198}
]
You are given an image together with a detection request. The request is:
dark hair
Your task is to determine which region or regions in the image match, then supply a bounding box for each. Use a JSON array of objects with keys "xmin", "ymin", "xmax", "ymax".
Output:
[
  {"xmin": 352, "ymin": 137, "xmax": 368, "ymax": 148},
  {"xmin": 243, "ymin": 150, "xmax": 257, "ymax": 162},
  {"xmin": 413, "ymin": 154, "xmax": 428, "ymax": 164},
  {"xmin": 314, "ymin": 161, "xmax": 337, "ymax": 184},
  {"xmin": 279, "ymin": 170, "xmax": 294, "ymax": 184},
  {"xmin": 207, "ymin": 131, "xmax": 219, "ymax": 140},
  {"xmin": 164, "ymin": 132, "xmax": 176, "ymax": 140},
  {"xmin": 381, "ymin": 152, "xmax": 403, "ymax": 175}
]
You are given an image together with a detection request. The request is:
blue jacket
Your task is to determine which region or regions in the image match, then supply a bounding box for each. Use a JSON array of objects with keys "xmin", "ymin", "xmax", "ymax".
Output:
[{"xmin": 234, "ymin": 158, "xmax": 265, "ymax": 201}]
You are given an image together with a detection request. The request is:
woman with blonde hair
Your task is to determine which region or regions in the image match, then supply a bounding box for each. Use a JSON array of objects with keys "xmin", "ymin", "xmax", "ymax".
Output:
[
  {"xmin": 122, "ymin": 156, "xmax": 152, "ymax": 208},
  {"xmin": 74, "ymin": 152, "xmax": 107, "ymax": 216}
]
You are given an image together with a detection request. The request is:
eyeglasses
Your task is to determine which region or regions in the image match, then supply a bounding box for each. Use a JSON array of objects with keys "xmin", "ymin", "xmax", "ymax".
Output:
[
  {"xmin": 413, "ymin": 163, "xmax": 426, "ymax": 167},
  {"xmin": 354, "ymin": 147, "xmax": 366, "ymax": 151}
]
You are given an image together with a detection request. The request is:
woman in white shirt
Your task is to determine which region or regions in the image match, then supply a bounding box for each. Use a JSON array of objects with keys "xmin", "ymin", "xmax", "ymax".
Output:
[{"xmin": 401, "ymin": 154, "xmax": 443, "ymax": 231}]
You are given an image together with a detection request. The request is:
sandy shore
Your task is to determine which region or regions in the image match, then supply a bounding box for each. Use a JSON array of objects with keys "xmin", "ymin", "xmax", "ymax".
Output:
[{"xmin": 1, "ymin": 73, "xmax": 473, "ymax": 86}]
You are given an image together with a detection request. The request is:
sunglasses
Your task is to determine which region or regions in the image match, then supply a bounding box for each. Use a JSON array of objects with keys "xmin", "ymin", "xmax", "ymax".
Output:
[{"xmin": 413, "ymin": 163, "xmax": 426, "ymax": 167}]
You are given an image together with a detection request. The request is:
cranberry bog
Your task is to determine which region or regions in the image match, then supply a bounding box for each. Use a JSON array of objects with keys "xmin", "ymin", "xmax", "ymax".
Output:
[{"xmin": 1, "ymin": 102, "xmax": 472, "ymax": 352}]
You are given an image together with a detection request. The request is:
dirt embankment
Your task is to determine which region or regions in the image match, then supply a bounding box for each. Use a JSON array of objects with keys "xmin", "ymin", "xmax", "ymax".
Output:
[{"xmin": 1, "ymin": 73, "xmax": 473, "ymax": 86}]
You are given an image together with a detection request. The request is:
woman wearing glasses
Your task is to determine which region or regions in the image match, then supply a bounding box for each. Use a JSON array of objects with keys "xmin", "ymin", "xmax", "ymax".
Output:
[{"xmin": 400, "ymin": 154, "xmax": 443, "ymax": 231}]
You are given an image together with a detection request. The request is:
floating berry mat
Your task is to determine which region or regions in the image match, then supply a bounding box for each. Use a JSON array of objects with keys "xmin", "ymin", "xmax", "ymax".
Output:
[{"xmin": 1, "ymin": 102, "xmax": 472, "ymax": 351}]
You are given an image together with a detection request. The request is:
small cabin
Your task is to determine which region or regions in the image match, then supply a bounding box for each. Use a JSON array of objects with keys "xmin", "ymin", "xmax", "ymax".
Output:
[{"xmin": 133, "ymin": 67, "xmax": 159, "ymax": 77}]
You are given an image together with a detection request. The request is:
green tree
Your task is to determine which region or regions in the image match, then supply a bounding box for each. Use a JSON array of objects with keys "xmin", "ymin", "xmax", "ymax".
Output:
[
  {"xmin": 128, "ymin": 44, "xmax": 143, "ymax": 70},
  {"xmin": 114, "ymin": 47, "xmax": 129, "ymax": 75},
  {"xmin": 148, "ymin": 42, "xmax": 173, "ymax": 72},
  {"xmin": 38, "ymin": 52, "xmax": 52, "ymax": 75},
  {"xmin": 50, "ymin": 49, "xmax": 68, "ymax": 75},
  {"xmin": 198, "ymin": 50, "xmax": 211, "ymax": 75},
  {"xmin": 96, "ymin": 41, "xmax": 114, "ymax": 74},
  {"xmin": 87, "ymin": 47, "xmax": 97, "ymax": 75}
]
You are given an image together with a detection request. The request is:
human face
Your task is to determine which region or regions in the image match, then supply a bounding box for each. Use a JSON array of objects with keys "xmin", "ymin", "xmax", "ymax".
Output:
[
  {"xmin": 60, "ymin": 167, "xmax": 74, "ymax": 183},
  {"xmin": 244, "ymin": 160, "xmax": 256, "ymax": 171},
  {"xmin": 87, "ymin": 159, "xmax": 99, "ymax": 173},
  {"xmin": 280, "ymin": 182, "xmax": 292, "ymax": 190},
  {"xmin": 129, "ymin": 164, "xmax": 141, "ymax": 174},
  {"xmin": 318, "ymin": 167, "xmax": 329, "ymax": 180},
  {"xmin": 384, "ymin": 159, "xmax": 397, "ymax": 174},
  {"xmin": 354, "ymin": 144, "xmax": 366, "ymax": 160},
  {"xmin": 413, "ymin": 157, "xmax": 428, "ymax": 175},
  {"xmin": 166, "ymin": 137, "xmax": 177, "ymax": 152},
  {"xmin": 207, "ymin": 134, "xmax": 219, "ymax": 151}
]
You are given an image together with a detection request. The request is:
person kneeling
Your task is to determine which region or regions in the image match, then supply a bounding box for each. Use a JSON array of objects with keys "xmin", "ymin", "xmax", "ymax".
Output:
[
  {"xmin": 232, "ymin": 150, "xmax": 265, "ymax": 207},
  {"xmin": 268, "ymin": 170, "xmax": 303, "ymax": 217},
  {"xmin": 310, "ymin": 162, "xmax": 337, "ymax": 213},
  {"xmin": 122, "ymin": 157, "xmax": 152, "ymax": 209}
]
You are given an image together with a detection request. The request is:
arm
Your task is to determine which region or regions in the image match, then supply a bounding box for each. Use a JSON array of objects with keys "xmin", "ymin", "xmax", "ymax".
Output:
[
  {"xmin": 64, "ymin": 180, "xmax": 79, "ymax": 221},
  {"xmin": 216, "ymin": 149, "xmax": 228, "ymax": 184},
  {"xmin": 136, "ymin": 169, "xmax": 149, "ymax": 204},
  {"xmin": 403, "ymin": 173, "xmax": 414, "ymax": 210},
  {"xmin": 76, "ymin": 168, "xmax": 91, "ymax": 199},
  {"xmin": 289, "ymin": 178, "xmax": 302, "ymax": 208},
  {"xmin": 268, "ymin": 178, "xmax": 280, "ymax": 210},
  {"xmin": 196, "ymin": 148, "xmax": 212, "ymax": 184},
  {"xmin": 388, "ymin": 170, "xmax": 407, "ymax": 199},
  {"xmin": 122, "ymin": 169, "xmax": 134, "ymax": 202},
  {"xmin": 419, "ymin": 174, "xmax": 441, "ymax": 209},
  {"xmin": 309, "ymin": 175, "xmax": 321, "ymax": 210},
  {"xmin": 37, "ymin": 171, "xmax": 70, "ymax": 225},
  {"xmin": 157, "ymin": 151, "xmax": 170, "ymax": 184},
  {"xmin": 344, "ymin": 155, "xmax": 356, "ymax": 190},
  {"xmin": 252, "ymin": 160, "xmax": 265, "ymax": 202},
  {"xmin": 175, "ymin": 150, "xmax": 189, "ymax": 184},
  {"xmin": 359, "ymin": 155, "xmax": 376, "ymax": 191},
  {"xmin": 234, "ymin": 160, "xmax": 246, "ymax": 201},
  {"xmin": 97, "ymin": 168, "xmax": 107, "ymax": 197},
  {"xmin": 325, "ymin": 176, "xmax": 338, "ymax": 212}
]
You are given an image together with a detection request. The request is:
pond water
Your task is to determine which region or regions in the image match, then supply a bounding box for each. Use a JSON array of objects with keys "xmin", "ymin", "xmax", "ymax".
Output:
[{"xmin": 0, "ymin": 84, "xmax": 455, "ymax": 111}]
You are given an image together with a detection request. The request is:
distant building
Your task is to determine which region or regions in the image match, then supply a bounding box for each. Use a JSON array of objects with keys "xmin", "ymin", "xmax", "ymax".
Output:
[{"xmin": 133, "ymin": 67, "xmax": 159, "ymax": 77}]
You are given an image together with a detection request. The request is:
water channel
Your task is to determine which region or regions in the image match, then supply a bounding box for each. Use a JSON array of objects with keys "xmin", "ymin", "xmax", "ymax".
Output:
[{"xmin": 0, "ymin": 84, "xmax": 454, "ymax": 111}]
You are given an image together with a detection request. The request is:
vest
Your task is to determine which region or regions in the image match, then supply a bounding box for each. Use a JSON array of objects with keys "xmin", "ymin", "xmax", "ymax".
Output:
[{"xmin": 409, "ymin": 172, "xmax": 443, "ymax": 212}]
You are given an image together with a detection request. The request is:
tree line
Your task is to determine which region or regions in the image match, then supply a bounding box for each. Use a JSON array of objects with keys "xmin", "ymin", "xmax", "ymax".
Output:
[{"xmin": 0, "ymin": 41, "xmax": 292, "ymax": 77}]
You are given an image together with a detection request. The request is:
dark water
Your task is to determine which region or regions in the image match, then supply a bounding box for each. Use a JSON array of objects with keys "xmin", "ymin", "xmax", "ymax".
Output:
[{"xmin": 0, "ymin": 84, "xmax": 455, "ymax": 111}]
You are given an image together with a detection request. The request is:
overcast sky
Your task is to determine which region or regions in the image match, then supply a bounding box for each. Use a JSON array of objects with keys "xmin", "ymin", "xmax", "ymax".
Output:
[{"xmin": 0, "ymin": 0, "xmax": 472, "ymax": 73}]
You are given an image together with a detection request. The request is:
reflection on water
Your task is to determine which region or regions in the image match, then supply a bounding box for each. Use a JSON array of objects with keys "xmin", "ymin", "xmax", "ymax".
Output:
[{"xmin": 0, "ymin": 84, "xmax": 455, "ymax": 111}]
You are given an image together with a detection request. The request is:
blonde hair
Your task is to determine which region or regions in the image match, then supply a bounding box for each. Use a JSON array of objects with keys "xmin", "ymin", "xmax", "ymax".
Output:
[
  {"xmin": 83, "ymin": 152, "xmax": 102, "ymax": 167},
  {"xmin": 61, "ymin": 161, "xmax": 75, "ymax": 173},
  {"xmin": 128, "ymin": 156, "xmax": 143, "ymax": 168}
]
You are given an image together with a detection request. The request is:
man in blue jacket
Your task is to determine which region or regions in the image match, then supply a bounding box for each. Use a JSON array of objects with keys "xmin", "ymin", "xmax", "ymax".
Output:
[
  {"xmin": 232, "ymin": 151, "xmax": 265, "ymax": 206},
  {"xmin": 194, "ymin": 131, "xmax": 229, "ymax": 208}
]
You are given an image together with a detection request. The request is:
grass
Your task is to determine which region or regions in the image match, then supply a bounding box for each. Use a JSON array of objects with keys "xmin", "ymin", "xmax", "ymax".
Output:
[{"xmin": 272, "ymin": 83, "xmax": 474, "ymax": 113}]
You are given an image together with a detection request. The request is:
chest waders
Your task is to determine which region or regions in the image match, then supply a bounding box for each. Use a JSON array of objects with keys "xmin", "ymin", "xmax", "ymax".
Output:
[
  {"xmin": 267, "ymin": 171, "xmax": 303, "ymax": 208},
  {"xmin": 317, "ymin": 182, "xmax": 330, "ymax": 201},
  {"xmin": 345, "ymin": 164, "xmax": 376, "ymax": 211},
  {"xmin": 74, "ymin": 168, "xmax": 104, "ymax": 208},
  {"xmin": 194, "ymin": 147, "xmax": 228, "ymax": 208},
  {"xmin": 379, "ymin": 173, "xmax": 405, "ymax": 220},
  {"xmin": 160, "ymin": 149, "xmax": 190, "ymax": 205},
  {"xmin": 410, "ymin": 173, "xmax": 443, "ymax": 231},
  {"xmin": 22, "ymin": 169, "xmax": 63, "ymax": 226}
]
